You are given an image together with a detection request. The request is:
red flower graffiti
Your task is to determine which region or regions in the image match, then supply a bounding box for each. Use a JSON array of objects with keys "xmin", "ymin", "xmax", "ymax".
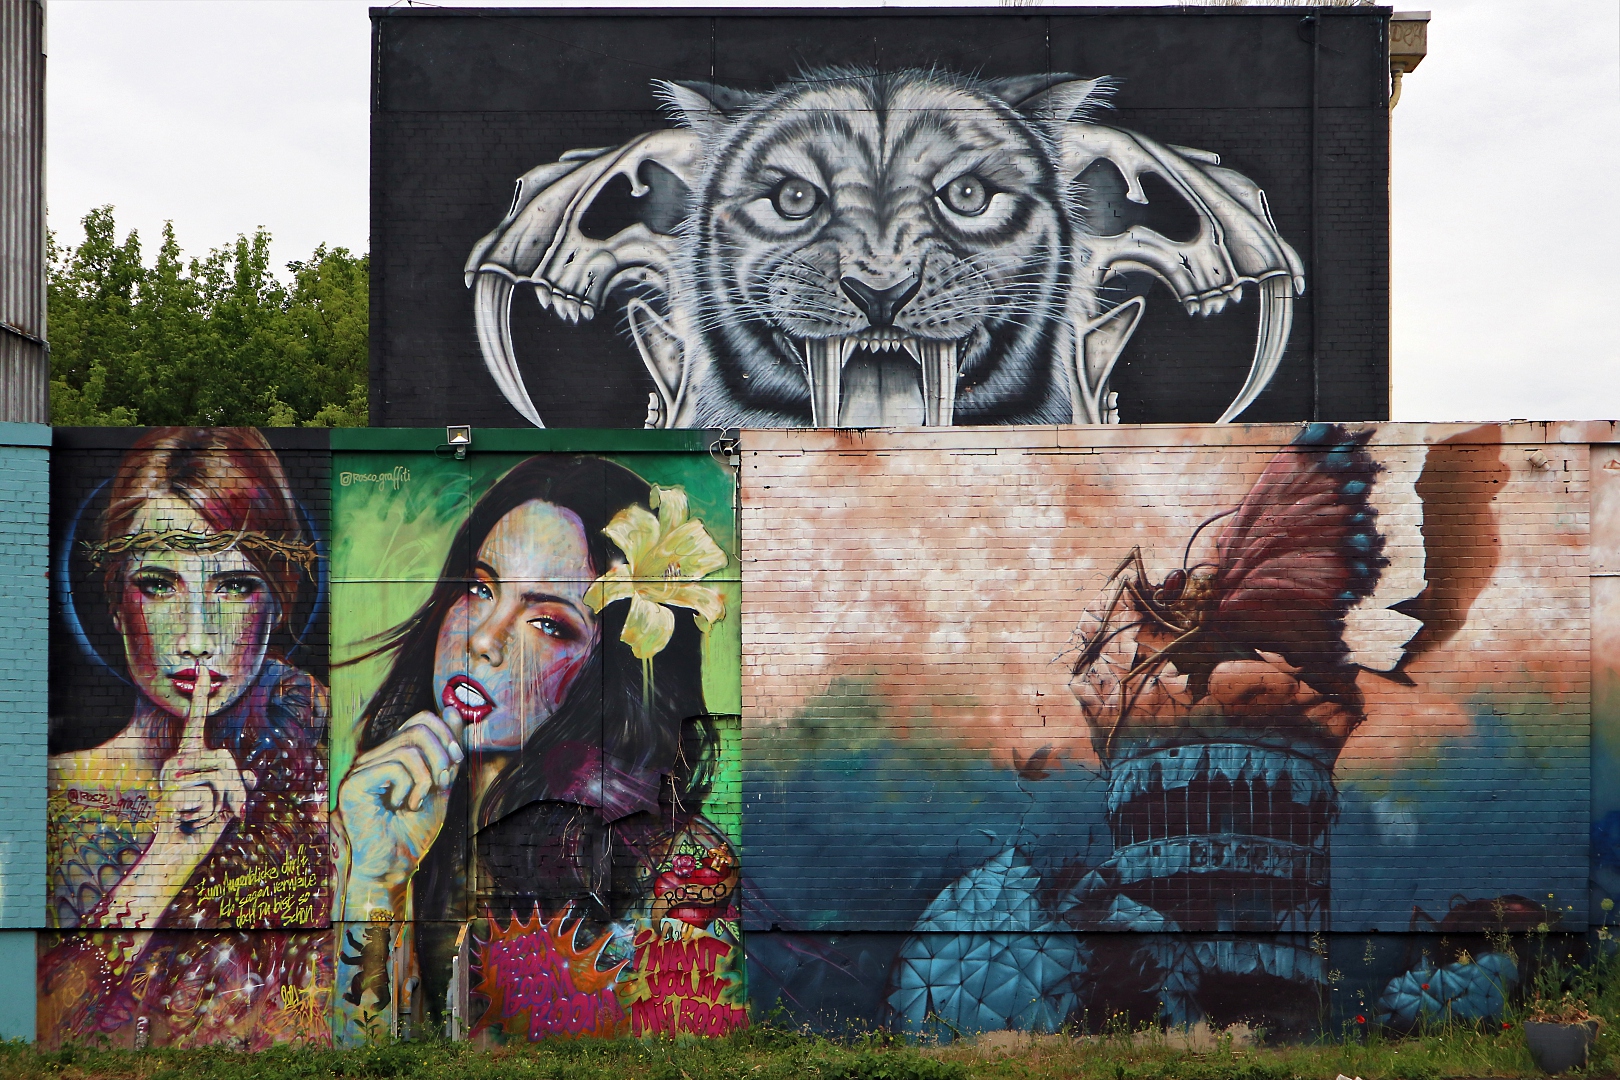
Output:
[{"xmin": 652, "ymin": 847, "xmax": 738, "ymax": 928}]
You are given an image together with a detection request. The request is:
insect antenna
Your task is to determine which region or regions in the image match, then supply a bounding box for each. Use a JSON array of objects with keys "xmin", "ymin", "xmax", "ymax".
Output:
[{"xmin": 1181, "ymin": 507, "xmax": 1239, "ymax": 570}]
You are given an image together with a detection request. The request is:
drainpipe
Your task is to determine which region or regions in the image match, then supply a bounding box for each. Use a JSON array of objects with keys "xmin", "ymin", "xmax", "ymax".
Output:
[{"xmin": 1389, "ymin": 11, "xmax": 1430, "ymax": 109}]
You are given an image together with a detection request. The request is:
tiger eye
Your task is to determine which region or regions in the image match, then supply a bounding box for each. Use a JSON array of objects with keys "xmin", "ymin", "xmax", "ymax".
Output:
[
  {"xmin": 771, "ymin": 177, "xmax": 823, "ymax": 220},
  {"xmin": 938, "ymin": 174, "xmax": 992, "ymax": 216}
]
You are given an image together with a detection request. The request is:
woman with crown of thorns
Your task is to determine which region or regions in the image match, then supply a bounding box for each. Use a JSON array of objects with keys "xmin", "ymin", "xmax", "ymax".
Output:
[{"xmin": 39, "ymin": 428, "xmax": 331, "ymax": 1048}]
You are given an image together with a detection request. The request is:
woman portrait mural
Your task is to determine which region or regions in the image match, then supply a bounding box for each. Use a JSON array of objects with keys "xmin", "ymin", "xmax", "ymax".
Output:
[
  {"xmin": 41, "ymin": 427, "xmax": 331, "ymax": 1048},
  {"xmin": 329, "ymin": 451, "xmax": 743, "ymax": 1043}
]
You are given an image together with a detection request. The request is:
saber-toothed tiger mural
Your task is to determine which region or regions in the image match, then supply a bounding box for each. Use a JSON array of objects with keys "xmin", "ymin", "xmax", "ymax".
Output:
[{"xmin": 465, "ymin": 69, "xmax": 1304, "ymax": 430}]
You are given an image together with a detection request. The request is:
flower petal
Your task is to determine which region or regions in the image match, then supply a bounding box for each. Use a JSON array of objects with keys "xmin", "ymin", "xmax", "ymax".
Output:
[
  {"xmin": 651, "ymin": 519, "xmax": 728, "ymax": 581},
  {"xmin": 602, "ymin": 504, "xmax": 661, "ymax": 568},
  {"xmin": 621, "ymin": 595, "xmax": 676, "ymax": 661},
  {"xmin": 664, "ymin": 582, "xmax": 726, "ymax": 627},
  {"xmin": 582, "ymin": 564, "xmax": 636, "ymax": 613},
  {"xmin": 651, "ymin": 485, "xmax": 689, "ymax": 534}
]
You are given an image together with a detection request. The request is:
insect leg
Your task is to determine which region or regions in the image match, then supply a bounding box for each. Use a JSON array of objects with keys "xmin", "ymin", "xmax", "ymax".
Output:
[
  {"xmin": 1103, "ymin": 625, "xmax": 1205, "ymax": 761},
  {"xmin": 1121, "ymin": 573, "xmax": 1187, "ymax": 634},
  {"xmin": 1071, "ymin": 548, "xmax": 1141, "ymax": 671}
]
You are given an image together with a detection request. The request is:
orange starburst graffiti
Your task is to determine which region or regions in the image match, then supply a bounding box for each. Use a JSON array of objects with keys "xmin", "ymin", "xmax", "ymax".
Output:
[{"xmin": 470, "ymin": 905, "xmax": 629, "ymax": 1041}]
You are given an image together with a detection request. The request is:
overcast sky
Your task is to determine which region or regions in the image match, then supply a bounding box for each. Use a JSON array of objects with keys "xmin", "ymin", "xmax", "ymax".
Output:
[{"xmin": 44, "ymin": 0, "xmax": 1620, "ymax": 422}]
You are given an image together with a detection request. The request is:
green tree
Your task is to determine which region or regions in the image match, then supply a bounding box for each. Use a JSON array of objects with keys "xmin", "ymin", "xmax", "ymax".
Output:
[{"xmin": 48, "ymin": 206, "xmax": 368, "ymax": 427}]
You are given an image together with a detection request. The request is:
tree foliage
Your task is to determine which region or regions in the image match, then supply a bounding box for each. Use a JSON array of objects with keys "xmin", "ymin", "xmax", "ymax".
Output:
[{"xmin": 48, "ymin": 206, "xmax": 368, "ymax": 427}]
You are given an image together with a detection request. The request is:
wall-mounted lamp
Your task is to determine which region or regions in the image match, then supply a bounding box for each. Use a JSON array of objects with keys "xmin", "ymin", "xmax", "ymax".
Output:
[{"xmin": 447, "ymin": 425, "xmax": 472, "ymax": 460}]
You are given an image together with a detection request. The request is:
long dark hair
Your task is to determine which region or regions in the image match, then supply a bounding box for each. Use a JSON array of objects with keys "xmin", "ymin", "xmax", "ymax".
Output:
[{"xmin": 350, "ymin": 455, "xmax": 717, "ymax": 924}]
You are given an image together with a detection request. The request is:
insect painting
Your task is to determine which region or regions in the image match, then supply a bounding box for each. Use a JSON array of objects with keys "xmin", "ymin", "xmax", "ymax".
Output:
[{"xmin": 1070, "ymin": 424, "xmax": 1413, "ymax": 761}]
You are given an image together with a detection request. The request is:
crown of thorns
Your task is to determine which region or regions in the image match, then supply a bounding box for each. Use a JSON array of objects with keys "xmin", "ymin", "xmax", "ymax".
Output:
[{"xmin": 82, "ymin": 529, "xmax": 319, "ymax": 574}]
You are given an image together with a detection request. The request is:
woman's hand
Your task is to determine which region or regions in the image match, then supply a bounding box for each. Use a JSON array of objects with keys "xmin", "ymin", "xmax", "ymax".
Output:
[
  {"xmin": 92, "ymin": 668, "xmax": 254, "ymax": 929},
  {"xmin": 156, "ymin": 668, "xmax": 252, "ymax": 852},
  {"xmin": 335, "ymin": 709, "xmax": 465, "ymax": 919}
]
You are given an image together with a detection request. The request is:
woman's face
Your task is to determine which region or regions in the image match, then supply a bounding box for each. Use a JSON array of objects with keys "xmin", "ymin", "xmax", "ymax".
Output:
[
  {"xmin": 433, "ymin": 499, "xmax": 599, "ymax": 753},
  {"xmin": 112, "ymin": 496, "xmax": 279, "ymax": 719}
]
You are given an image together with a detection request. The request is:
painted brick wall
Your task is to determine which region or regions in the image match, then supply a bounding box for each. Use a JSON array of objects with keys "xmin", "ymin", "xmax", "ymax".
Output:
[
  {"xmin": 17, "ymin": 421, "xmax": 1617, "ymax": 1042},
  {"xmin": 371, "ymin": 9, "xmax": 1389, "ymax": 429},
  {"xmin": 41, "ymin": 428, "xmax": 332, "ymax": 1050},
  {"xmin": 0, "ymin": 423, "xmax": 49, "ymax": 932},
  {"xmin": 0, "ymin": 423, "xmax": 49, "ymax": 1043},
  {"xmin": 740, "ymin": 422, "xmax": 1596, "ymax": 1032}
]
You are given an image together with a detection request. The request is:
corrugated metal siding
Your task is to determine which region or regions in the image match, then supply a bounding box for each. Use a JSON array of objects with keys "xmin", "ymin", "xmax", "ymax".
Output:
[{"xmin": 0, "ymin": 0, "xmax": 46, "ymax": 424}]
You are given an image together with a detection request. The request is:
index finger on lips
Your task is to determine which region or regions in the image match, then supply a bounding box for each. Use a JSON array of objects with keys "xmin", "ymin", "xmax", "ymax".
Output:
[{"xmin": 176, "ymin": 666, "xmax": 213, "ymax": 768}]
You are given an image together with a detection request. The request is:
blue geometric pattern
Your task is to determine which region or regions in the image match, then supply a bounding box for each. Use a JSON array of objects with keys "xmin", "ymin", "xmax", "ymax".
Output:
[
  {"xmin": 1377, "ymin": 952, "xmax": 1517, "ymax": 1028},
  {"xmin": 888, "ymin": 849, "xmax": 1086, "ymax": 1035}
]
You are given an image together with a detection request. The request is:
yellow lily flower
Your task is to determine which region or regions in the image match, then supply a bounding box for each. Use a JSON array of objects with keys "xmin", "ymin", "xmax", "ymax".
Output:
[{"xmin": 584, "ymin": 485, "xmax": 728, "ymax": 660}]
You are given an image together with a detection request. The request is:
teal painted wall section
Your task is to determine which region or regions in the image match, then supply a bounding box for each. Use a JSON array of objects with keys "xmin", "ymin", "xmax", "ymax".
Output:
[
  {"xmin": 0, "ymin": 932, "xmax": 35, "ymax": 1040},
  {"xmin": 0, "ymin": 423, "xmax": 48, "ymax": 944}
]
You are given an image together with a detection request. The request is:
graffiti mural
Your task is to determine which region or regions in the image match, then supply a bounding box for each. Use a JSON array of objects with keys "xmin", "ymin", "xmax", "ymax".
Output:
[
  {"xmin": 25, "ymin": 421, "xmax": 1611, "ymax": 1044},
  {"xmin": 465, "ymin": 69, "xmax": 1304, "ymax": 430},
  {"xmin": 881, "ymin": 426, "xmax": 1418, "ymax": 1034},
  {"xmin": 328, "ymin": 449, "xmax": 743, "ymax": 1043},
  {"xmin": 43, "ymin": 428, "xmax": 332, "ymax": 1047},
  {"xmin": 741, "ymin": 424, "xmax": 1592, "ymax": 1035}
]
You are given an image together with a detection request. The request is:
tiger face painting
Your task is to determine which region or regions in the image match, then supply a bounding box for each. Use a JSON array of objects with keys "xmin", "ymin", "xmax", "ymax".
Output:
[
  {"xmin": 466, "ymin": 68, "xmax": 1305, "ymax": 430},
  {"xmin": 664, "ymin": 71, "xmax": 1099, "ymax": 428}
]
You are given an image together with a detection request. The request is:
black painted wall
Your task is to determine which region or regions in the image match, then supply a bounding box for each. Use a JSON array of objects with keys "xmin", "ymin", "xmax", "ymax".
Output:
[{"xmin": 371, "ymin": 7, "xmax": 1390, "ymax": 428}]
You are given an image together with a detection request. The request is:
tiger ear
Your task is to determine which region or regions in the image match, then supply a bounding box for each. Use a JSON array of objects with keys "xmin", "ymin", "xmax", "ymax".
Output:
[
  {"xmin": 987, "ymin": 74, "xmax": 1115, "ymax": 122},
  {"xmin": 654, "ymin": 80, "xmax": 759, "ymax": 139}
]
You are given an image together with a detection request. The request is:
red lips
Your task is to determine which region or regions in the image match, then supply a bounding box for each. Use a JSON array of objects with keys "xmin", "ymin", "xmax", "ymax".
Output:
[
  {"xmin": 442, "ymin": 675, "xmax": 495, "ymax": 724},
  {"xmin": 171, "ymin": 668, "xmax": 226, "ymax": 698}
]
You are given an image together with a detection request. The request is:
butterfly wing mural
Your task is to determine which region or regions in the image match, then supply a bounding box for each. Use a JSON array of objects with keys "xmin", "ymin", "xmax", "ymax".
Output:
[
  {"xmin": 885, "ymin": 425, "xmax": 1430, "ymax": 1035},
  {"xmin": 465, "ymin": 69, "xmax": 1305, "ymax": 430}
]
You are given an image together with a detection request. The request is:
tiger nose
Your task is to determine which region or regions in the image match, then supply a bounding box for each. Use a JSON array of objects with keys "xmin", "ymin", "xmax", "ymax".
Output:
[{"xmin": 840, "ymin": 275, "xmax": 921, "ymax": 330}]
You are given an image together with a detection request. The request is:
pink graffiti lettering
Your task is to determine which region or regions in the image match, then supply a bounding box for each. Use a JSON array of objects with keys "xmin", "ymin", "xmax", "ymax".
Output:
[
  {"xmin": 66, "ymin": 788, "xmax": 155, "ymax": 821},
  {"xmin": 626, "ymin": 928, "xmax": 746, "ymax": 1037},
  {"xmin": 490, "ymin": 933, "xmax": 619, "ymax": 1039}
]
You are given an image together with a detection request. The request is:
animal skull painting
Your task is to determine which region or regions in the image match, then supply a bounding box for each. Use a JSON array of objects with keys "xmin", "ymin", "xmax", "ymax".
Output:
[{"xmin": 465, "ymin": 69, "xmax": 1306, "ymax": 429}]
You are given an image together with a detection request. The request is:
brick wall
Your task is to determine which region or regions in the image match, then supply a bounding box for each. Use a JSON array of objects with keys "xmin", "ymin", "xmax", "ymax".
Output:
[
  {"xmin": 15, "ymin": 421, "xmax": 1618, "ymax": 1040},
  {"xmin": 740, "ymin": 422, "xmax": 1599, "ymax": 1032},
  {"xmin": 0, "ymin": 423, "xmax": 48, "ymax": 932},
  {"xmin": 371, "ymin": 9, "xmax": 1390, "ymax": 428},
  {"xmin": 0, "ymin": 423, "xmax": 48, "ymax": 1042}
]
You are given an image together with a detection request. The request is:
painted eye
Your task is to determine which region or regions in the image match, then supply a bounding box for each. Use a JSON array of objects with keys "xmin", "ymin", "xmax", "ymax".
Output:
[
  {"xmin": 771, "ymin": 177, "xmax": 824, "ymax": 220},
  {"xmin": 469, "ymin": 581, "xmax": 494, "ymax": 602},
  {"xmin": 132, "ymin": 574, "xmax": 175, "ymax": 599},
  {"xmin": 1156, "ymin": 569, "xmax": 1187, "ymax": 605},
  {"xmin": 938, "ymin": 174, "xmax": 993, "ymax": 217},
  {"xmin": 530, "ymin": 616, "xmax": 573, "ymax": 641},
  {"xmin": 216, "ymin": 576, "xmax": 263, "ymax": 598}
]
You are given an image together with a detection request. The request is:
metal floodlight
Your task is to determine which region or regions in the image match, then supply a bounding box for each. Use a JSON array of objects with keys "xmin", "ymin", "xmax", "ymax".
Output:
[{"xmin": 447, "ymin": 425, "xmax": 472, "ymax": 459}]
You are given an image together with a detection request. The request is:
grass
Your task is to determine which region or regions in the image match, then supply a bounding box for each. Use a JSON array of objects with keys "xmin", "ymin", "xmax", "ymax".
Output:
[
  {"xmin": 8, "ymin": 929, "xmax": 1619, "ymax": 1080},
  {"xmin": 0, "ymin": 1021, "xmax": 1605, "ymax": 1080}
]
